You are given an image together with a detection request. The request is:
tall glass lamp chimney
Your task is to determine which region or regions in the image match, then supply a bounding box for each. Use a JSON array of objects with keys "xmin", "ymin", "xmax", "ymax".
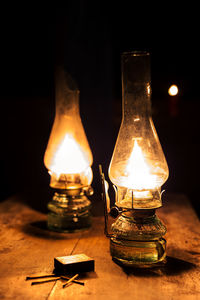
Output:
[
  {"xmin": 44, "ymin": 67, "xmax": 93, "ymax": 232},
  {"xmin": 108, "ymin": 52, "xmax": 169, "ymax": 266}
]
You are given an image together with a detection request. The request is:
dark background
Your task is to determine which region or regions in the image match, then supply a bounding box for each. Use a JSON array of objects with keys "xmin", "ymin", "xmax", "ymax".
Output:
[{"xmin": 1, "ymin": 3, "xmax": 200, "ymax": 216}]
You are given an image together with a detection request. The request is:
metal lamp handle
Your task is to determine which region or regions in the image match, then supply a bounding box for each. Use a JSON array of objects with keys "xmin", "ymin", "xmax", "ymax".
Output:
[{"xmin": 99, "ymin": 165, "xmax": 113, "ymax": 238}]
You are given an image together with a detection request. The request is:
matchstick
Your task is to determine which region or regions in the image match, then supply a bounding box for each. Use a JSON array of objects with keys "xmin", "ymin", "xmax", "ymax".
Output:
[
  {"xmin": 61, "ymin": 276, "xmax": 84, "ymax": 286},
  {"xmin": 26, "ymin": 274, "xmax": 58, "ymax": 280},
  {"xmin": 31, "ymin": 277, "xmax": 61, "ymax": 285},
  {"xmin": 63, "ymin": 274, "xmax": 79, "ymax": 288}
]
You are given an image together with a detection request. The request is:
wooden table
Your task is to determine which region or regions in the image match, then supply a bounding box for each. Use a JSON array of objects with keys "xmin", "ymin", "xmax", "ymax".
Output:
[{"xmin": 0, "ymin": 194, "xmax": 200, "ymax": 300}]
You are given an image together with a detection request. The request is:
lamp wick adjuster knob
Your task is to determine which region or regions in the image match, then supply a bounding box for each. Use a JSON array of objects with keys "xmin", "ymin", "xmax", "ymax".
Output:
[{"xmin": 109, "ymin": 206, "xmax": 122, "ymax": 218}]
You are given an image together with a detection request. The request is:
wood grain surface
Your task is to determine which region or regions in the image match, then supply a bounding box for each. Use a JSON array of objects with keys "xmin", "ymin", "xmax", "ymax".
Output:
[{"xmin": 0, "ymin": 194, "xmax": 200, "ymax": 300}]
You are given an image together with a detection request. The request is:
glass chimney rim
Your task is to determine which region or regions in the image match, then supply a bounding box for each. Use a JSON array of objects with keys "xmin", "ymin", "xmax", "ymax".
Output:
[{"xmin": 122, "ymin": 51, "xmax": 150, "ymax": 57}]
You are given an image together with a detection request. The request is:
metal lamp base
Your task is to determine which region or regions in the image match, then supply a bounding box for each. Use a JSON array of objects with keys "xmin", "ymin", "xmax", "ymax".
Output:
[
  {"xmin": 110, "ymin": 209, "xmax": 167, "ymax": 267},
  {"xmin": 47, "ymin": 191, "xmax": 92, "ymax": 233}
]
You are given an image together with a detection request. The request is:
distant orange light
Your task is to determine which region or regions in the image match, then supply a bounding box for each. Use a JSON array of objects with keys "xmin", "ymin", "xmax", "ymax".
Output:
[{"xmin": 168, "ymin": 85, "xmax": 179, "ymax": 96}]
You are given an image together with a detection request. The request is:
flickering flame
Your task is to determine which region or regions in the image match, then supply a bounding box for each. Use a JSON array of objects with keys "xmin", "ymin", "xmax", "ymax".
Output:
[
  {"xmin": 50, "ymin": 134, "xmax": 89, "ymax": 178},
  {"xmin": 168, "ymin": 84, "xmax": 178, "ymax": 96},
  {"xmin": 125, "ymin": 140, "xmax": 156, "ymax": 190}
]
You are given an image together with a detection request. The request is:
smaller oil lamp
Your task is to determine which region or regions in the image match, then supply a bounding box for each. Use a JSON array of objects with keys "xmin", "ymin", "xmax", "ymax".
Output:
[
  {"xmin": 100, "ymin": 51, "xmax": 169, "ymax": 267},
  {"xmin": 44, "ymin": 67, "xmax": 93, "ymax": 232}
]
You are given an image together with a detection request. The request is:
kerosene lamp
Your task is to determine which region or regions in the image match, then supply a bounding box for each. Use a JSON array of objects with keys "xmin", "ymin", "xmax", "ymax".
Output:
[
  {"xmin": 100, "ymin": 51, "xmax": 169, "ymax": 267},
  {"xmin": 44, "ymin": 67, "xmax": 93, "ymax": 232}
]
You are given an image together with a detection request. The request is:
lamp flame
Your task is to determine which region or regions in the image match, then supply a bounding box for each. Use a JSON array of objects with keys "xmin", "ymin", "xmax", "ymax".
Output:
[
  {"xmin": 125, "ymin": 140, "xmax": 156, "ymax": 190},
  {"xmin": 50, "ymin": 134, "xmax": 89, "ymax": 178}
]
